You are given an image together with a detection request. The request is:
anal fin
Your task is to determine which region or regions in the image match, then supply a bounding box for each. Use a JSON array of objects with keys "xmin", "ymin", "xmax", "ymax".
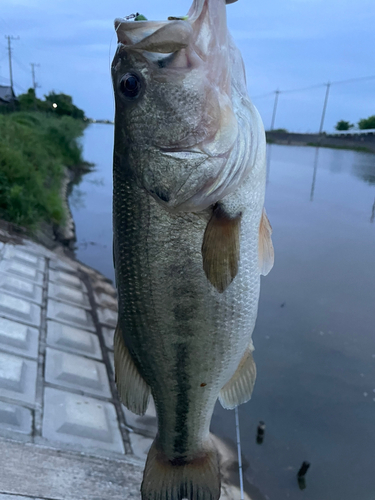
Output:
[
  {"xmin": 114, "ymin": 325, "xmax": 150, "ymax": 416},
  {"xmin": 202, "ymin": 203, "xmax": 241, "ymax": 294},
  {"xmin": 219, "ymin": 348, "xmax": 257, "ymax": 410}
]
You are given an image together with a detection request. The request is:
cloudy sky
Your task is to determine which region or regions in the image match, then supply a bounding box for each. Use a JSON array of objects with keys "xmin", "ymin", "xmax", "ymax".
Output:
[{"xmin": 1, "ymin": 0, "xmax": 374, "ymax": 132}]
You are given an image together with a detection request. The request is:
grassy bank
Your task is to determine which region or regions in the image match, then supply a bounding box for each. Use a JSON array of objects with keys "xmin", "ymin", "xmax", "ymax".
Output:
[{"xmin": 0, "ymin": 112, "xmax": 90, "ymax": 231}]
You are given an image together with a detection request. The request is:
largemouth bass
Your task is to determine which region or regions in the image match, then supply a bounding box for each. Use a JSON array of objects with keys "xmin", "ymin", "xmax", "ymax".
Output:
[{"xmin": 111, "ymin": 1, "xmax": 274, "ymax": 499}]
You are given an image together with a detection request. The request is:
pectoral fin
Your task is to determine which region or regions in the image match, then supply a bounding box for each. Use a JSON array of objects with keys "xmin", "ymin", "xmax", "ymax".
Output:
[
  {"xmin": 258, "ymin": 208, "xmax": 274, "ymax": 276},
  {"xmin": 202, "ymin": 204, "xmax": 241, "ymax": 294},
  {"xmin": 114, "ymin": 325, "xmax": 150, "ymax": 415},
  {"xmin": 219, "ymin": 348, "xmax": 257, "ymax": 409}
]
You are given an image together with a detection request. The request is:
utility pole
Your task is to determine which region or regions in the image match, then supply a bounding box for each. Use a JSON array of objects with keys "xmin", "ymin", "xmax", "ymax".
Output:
[
  {"xmin": 5, "ymin": 35, "xmax": 19, "ymax": 91},
  {"xmin": 30, "ymin": 63, "xmax": 40, "ymax": 93},
  {"xmin": 319, "ymin": 82, "xmax": 331, "ymax": 134},
  {"xmin": 270, "ymin": 90, "xmax": 280, "ymax": 131}
]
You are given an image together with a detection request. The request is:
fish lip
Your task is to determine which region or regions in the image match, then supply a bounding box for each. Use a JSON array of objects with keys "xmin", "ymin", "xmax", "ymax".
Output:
[
  {"xmin": 158, "ymin": 146, "xmax": 210, "ymax": 159},
  {"xmin": 158, "ymin": 146, "xmax": 201, "ymax": 153}
]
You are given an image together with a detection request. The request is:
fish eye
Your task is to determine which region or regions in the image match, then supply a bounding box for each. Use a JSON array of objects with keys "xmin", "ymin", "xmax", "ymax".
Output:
[{"xmin": 119, "ymin": 73, "xmax": 142, "ymax": 99}]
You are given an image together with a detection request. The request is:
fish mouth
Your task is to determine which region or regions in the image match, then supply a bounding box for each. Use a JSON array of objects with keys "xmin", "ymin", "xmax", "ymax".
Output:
[{"xmin": 158, "ymin": 146, "xmax": 210, "ymax": 160}]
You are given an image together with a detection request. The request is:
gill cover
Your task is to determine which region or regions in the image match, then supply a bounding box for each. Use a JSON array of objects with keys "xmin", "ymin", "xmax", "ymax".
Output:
[{"xmin": 113, "ymin": 0, "xmax": 256, "ymax": 214}]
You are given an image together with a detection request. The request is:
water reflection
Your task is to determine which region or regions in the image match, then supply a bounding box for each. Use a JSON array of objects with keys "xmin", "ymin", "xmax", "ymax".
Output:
[
  {"xmin": 351, "ymin": 157, "xmax": 375, "ymax": 185},
  {"xmin": 73, "ymin": 127, "xmax": 375, "ymax": 500},
  {"xmin": 213, "ymin": 143, "xmax": 375, "ymax": 500},
  {"xmin": 310, "ymin": 147, "xmax": 320, "ymax": 202}
]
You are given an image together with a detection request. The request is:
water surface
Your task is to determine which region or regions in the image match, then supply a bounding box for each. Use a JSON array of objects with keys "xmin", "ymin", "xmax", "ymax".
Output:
[{"xmin": 71, "ymin": 124, "xmax": 375, "ymax": 500}]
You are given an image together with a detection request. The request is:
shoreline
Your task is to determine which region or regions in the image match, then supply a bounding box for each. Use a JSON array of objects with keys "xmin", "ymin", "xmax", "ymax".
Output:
[{"xmin": 266, "ymin": 130, "xmax": 375, "ymax": 153}]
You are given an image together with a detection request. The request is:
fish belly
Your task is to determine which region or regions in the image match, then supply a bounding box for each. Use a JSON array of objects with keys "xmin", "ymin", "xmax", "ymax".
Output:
[{"xmin": 114, "ymin": 173, "xmax": 261, "ymax": 461}]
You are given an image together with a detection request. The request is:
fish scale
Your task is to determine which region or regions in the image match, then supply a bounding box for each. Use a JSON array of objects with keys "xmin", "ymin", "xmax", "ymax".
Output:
[
  {"xmin": 114, "ymin": 173, "xmax": 262, "ymax": 454},
  {"xmin": 112, "ymin": 0, "xmax": 273, "ymax": 498}
]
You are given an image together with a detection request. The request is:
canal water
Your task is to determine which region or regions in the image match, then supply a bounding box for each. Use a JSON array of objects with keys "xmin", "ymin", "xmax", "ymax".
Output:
[{"xmin": 71, "ymin": 124, "xmax": 375, "ymax": 500}]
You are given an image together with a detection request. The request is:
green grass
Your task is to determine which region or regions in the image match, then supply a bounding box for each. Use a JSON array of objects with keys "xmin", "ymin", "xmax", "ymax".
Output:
[{"xmin": 0, "ymin": 112, "xmax": 89, "ymax": 230}]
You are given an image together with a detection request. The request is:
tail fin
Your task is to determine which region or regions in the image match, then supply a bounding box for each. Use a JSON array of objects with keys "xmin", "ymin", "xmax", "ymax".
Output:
[{"xmin": 141, "ymin": 438, "xmax": 221, "ymax": 500}]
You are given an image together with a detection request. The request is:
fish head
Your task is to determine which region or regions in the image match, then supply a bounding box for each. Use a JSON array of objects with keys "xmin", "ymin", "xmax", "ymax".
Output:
[{"xmin": 112, "ymin": 0, "xmax": 251, "ymax": 211}]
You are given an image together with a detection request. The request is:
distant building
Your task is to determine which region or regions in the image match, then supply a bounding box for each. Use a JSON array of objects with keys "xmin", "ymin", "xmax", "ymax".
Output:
[{"xmin": 0, "ymin": 85, "xmax": 17, "ymax": 107}]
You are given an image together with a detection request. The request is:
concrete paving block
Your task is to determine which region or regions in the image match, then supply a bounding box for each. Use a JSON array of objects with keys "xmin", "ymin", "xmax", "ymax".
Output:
[
  {"xmin": 48, "ymin": 282, "xmax": 90, "ymax": 309},
  {"xmin": 94, "ymin": 292, "xmax": 118, "ymax": 311},
  {"xmin": 45, "ymin": 348, "xmax": 111, "ymax": 398},
  {"xmin": 97, "ymin": 307, "xmax": 117, "ymax": 328},
  {"xmin": 102, "ymin": 326, "xmax": 114, "ymax": 350},
  {"xmin": 22, "ymin": 240, "xmax": 55, "ymax": 259},
  {"xmin": 0, "ymin": 272, "xmax": 43, "ymax": 305},
  {"xmin": 49, "ymin": 257, "xmax": 77, "ymax": 273},
  {"xmin": 0, "ymin": 317, "xmax": 39, "ymax": 359},
  {"xmin": 49, "ymin": 270, "xmax": 86, "ymax": 291},
  {"xmin": 46, "ymin": 299, "xmax": 95, "ymax": 332},
  {"xmin": 123, "ymin": 398, "xmax": 157, "ymax": 439},
  {"xmin": 0, "ymin": 292, "xmax": 41, "ymax": 327},
  {"xmin": 0, "ymin": 351, "xmax": 37, "ymax": 405},
  {"xmin": 129, "ymin": 432, "xmax": 153, "ymax": 461},
  {"xmin": 43, "ymin": 387, "xmax": 124, "ymax": 453},
  {"xmin": 92, "ymin": 279, "xmax": 117, "ymax": 297},
  {"xmin": 0, "ymin": 400, "xmax": 32, "ymax": 435},
  {"xmin": 3, "ymin": 245, "xmax": 45, "ymax": 271},
  {"xmin": 46, "ymin": 320, "xmax": 102, "ymax": 360},
  {"xmin": 0, "ymin": 260, "xmax": 44, "ymax": 285},
  {"xmin": 0, "ymin": 495, "xmax": 43, "ymax": 500}
]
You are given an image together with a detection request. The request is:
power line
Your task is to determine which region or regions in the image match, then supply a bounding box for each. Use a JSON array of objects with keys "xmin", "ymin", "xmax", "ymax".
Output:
[
  {"xmin": 12, "ymin": 54, "xmax": 30, "ymax": 75},
  {"xmin": 281, "ymin": 82, "xmax": 325, "ymax": 95},
  {"xmin": 252, "ymin": 91, "xmax": 275, "ymax": 99},
  {"xmin": 330, "ymin": 75, "xmax": 375, "ymax": 86},
  {"xmin": 253, "ymin": 74, "xmax": 375, "ymax": 132},
  {"xmin": 13, "ymin": 81, "xmax": 26, "ymax": 92},
  {"xmin": 253, "ymin": 74, "xmax": 375, "ymax": 100}
]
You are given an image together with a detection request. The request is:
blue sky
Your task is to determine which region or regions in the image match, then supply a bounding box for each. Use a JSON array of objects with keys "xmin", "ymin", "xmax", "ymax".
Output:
[{"xmin": 1, "ymin": 0, "xmax": 374, "ymax": 132}]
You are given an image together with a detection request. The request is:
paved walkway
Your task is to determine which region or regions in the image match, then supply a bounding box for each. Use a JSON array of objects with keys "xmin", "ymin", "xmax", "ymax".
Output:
[
  {"xmin": 0, "ymin": 236, "xmax": 157, "ymax": 460},
  {"xmin": 0, "ymin": 233, "xmax": 252, "ymax": 500}
]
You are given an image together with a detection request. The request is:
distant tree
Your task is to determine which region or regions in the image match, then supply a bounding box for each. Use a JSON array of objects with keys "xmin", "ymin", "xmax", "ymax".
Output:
[
  {"xmin": 17, "ymin": 88, "xmax": 47, "ymax": 112},
  {"xmin": 44, "ymin": 92, "xmax": 85, "ymax": 120},
  {"xmin": 335, "ymin": 120, "xmax": 354, "ymax": 131},
  {"xmin": 16, "ymin": 89, "xmax": 85, "ymax": 120},
  {"xmin": 358, "ymin": 115, "xmax": 375, "ymax": 130}
]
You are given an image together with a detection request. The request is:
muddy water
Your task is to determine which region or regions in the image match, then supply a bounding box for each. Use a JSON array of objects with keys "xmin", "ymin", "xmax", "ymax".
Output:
[{"xmin": 71, "ymin": 124, "xmax": 375, "ymax": 500}]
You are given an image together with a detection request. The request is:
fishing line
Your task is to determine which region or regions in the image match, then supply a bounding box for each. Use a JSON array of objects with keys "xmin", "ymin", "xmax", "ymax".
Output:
[{"xmin": 235, "ymin": 406, "xmax": 245, "ymax": 500}]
